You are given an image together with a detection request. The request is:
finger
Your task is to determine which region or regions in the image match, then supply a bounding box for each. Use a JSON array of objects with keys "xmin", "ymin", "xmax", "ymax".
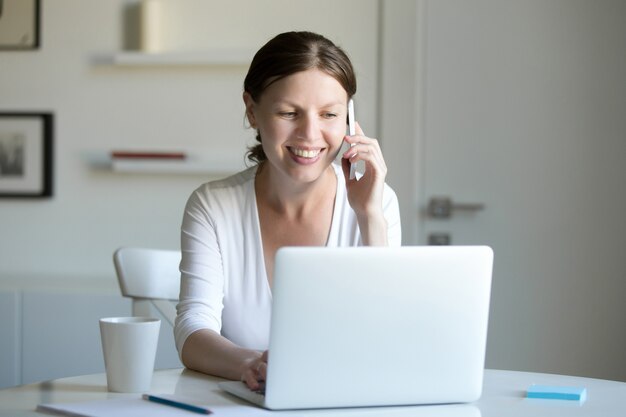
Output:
[
  {"xmin": 256, "ymin": 360, "xmax": 267, "ymax": 381},
  {"xmin": 342, "ymin": 142, "xmax": 361, "ymax": 160},
  {"xmin": 348, "ymin": 139, "xmax": 385, "ymax": 170},
  {"xmin": 344, "ymin": 122, "xmax": 365, "ymax": 145},
  {"xmin": 257, "ymin": 350, "xmax": 269, "ymax": 381},
  {"xmin": 344, "ymin": 132, "xmax": 378, "ymax": 151},
  {"xmin": 242, "ymin": 370, "xmax": 259, "ymax": 390},
  {"xmin": 347, "ymin": 145, "xmax": 387, "ymax": 179},
  {"xmin": 343, "ymin": 142, "xmax": 377, "ymax": 162}
]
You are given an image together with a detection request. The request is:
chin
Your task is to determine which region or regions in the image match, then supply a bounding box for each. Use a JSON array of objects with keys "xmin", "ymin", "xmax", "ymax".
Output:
[{"xmin": 286, "ymin": 162, "xmax": 333, "ymax": 184}]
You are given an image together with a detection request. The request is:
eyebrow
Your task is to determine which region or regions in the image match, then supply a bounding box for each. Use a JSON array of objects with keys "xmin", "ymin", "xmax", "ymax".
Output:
[{"xmin": 272, "ymin": 100, "xmax": 346, "ymax": 109}]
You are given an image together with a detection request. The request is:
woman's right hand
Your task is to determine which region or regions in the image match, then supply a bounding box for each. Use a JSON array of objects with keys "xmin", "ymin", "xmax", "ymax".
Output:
[{"xmin": 240, "ymin": 350, "xmax": 268, "ymax": 390}]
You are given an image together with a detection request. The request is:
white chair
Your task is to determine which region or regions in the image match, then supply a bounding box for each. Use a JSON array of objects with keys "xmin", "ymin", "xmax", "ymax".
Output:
[{"xmin": 113, "ymin": 247, "xmax": 181, "ymax": 326}]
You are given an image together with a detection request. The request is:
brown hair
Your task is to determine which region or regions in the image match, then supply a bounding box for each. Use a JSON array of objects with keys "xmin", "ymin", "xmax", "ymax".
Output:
[{"xmin": 244, "ymin": 31, "xmax": 357, "ymax": 164}]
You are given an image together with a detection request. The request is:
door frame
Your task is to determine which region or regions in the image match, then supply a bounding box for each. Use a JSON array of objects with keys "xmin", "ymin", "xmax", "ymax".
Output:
[{"xmin": 378, "ymin": 0, "xmax": 427, "ymax": 245}]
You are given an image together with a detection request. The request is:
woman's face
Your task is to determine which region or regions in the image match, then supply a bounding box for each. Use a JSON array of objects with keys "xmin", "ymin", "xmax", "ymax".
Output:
[{"xmin": 244, "ymin": 69, "xmax": 348, "ymax": 185}]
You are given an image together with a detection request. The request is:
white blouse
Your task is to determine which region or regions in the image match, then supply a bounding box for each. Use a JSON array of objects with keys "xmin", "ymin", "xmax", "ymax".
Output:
[{"xmin": 174, "ymin": 163, "xmax": 401, "ymax": 354}]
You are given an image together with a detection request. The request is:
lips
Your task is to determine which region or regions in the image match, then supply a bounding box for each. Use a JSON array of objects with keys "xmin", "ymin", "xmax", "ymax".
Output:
[{"xmin": 288, "ymin": 147, "xmax": 322, "ymax": 159}]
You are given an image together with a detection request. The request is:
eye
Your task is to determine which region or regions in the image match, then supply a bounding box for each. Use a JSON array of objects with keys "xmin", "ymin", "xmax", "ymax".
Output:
[
  {"xmin": 278, "ymin": 111, "xmax": 297, "ymax": 119},
  {"xmin": 323, "ymin": 112, "xmax": 338, "ymax": 119}
]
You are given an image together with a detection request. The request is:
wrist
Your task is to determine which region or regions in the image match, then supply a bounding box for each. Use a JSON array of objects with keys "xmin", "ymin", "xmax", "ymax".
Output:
[{"xmin": 357, "ymin": 212, "xmax": 388, "ymax": 246}]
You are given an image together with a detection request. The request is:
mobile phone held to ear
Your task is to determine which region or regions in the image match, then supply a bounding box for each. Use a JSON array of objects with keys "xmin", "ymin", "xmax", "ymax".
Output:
[{"xmin": 347, "ymin": 98, "xmax": 357, "ymax": 179}]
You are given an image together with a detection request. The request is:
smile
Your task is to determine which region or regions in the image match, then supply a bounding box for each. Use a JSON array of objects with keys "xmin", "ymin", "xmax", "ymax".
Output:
[{"xmin": 289, "ymin": 147, "xmax": 322, "ymax": 159}]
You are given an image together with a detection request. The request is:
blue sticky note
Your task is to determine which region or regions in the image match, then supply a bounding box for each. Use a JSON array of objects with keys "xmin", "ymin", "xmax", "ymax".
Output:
[{"xmin": 527, "ymin": 384, "xmax": 587, "ymax": 401}]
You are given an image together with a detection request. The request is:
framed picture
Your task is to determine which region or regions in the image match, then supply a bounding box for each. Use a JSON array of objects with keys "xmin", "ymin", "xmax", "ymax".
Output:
[
  {"xmin": 0, "ymin": 113, "xmax": 53, "ymax": 198},
  {"xmin": 0, "ymin": 0, "xmax": 41, "ymax": 49}
]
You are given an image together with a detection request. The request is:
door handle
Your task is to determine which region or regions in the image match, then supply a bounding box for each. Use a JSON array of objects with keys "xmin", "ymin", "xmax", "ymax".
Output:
[{"xmin": 427, "ymin": 197, "xmax": 485, "ymax": 219}]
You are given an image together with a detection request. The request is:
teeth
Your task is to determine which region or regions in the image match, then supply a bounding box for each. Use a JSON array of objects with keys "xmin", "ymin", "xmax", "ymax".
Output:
[{"xmin": 291, "ymin": 148, "xmax": 320, "ymax": 158}]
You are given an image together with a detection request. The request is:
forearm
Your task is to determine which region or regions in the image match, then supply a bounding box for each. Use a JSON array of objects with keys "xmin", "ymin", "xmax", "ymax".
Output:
[
  {"xmin": 181, "ymin": 329, "xmax": 262, "ymax": 381},
  {"xmin": 357, "ymin": 211, "xmax": 388, "ymax": 246}
]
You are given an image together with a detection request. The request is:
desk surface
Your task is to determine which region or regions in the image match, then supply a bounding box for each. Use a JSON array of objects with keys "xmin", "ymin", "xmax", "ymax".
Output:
[{"xmin": 0, "ymin": 369, "xmax": 624, "ymax": 417}]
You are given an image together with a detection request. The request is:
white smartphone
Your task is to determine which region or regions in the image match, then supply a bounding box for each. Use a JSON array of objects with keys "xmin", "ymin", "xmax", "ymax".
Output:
[{"xmin": 347, "ymin": 98, "xmax": 357, "ymax": 179}]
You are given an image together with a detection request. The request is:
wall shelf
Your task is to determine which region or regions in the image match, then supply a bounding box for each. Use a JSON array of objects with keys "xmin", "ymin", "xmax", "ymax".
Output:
[
  {"xmin": 84, "ymin": 150, "xmax": 243, "ymax": 175},
  {"xmin": 110, "ymin": 158, "xmax": 241, "ymax": 175},
  {"xmin": 107, "ymin": 49, "xmax": 254, "ymax": 67}
]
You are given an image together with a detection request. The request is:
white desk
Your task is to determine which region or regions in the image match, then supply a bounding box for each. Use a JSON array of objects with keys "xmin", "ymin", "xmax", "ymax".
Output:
[{"xmin": 0, "ymin": 369, "xmax": 624, "ymax": 416}]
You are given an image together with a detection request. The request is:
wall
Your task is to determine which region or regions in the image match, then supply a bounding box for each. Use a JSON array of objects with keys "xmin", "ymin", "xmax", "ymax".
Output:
[
  {"xmin": 0, "ymin": 286, "xmax": 182, "ymax": 388},
  {"xmin": 0, "ymin": 0, "xmax": 380, "ymax": 387},
  {"xmin": 0, "ymin": 0, "xmax": 379, "ymax": 281}
]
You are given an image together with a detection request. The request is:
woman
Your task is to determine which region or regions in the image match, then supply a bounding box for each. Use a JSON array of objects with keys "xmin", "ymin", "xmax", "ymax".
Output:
[{"xmin": 174, "ymin": 31, "xmax": 401, "ymax": 390}]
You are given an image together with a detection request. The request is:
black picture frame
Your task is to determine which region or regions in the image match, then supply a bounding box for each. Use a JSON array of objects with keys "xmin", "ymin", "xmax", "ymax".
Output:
[
  {"xmin": 0, "ymin": 0, "xmax": 41, "ymax": 50},
  {"xmin": 0, "ymin": 113, "xmax": 53, "ymax": 198}
]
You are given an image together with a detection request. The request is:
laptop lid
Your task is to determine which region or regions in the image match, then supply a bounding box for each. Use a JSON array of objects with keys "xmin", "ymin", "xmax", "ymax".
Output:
[{"xmin": 221, "ymin": 246, "xmax": 493, "ymax": 410}]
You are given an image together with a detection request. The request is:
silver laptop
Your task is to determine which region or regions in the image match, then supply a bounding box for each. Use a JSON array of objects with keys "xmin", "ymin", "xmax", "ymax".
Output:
[{"xmin": 219, "ymin": 246, "xmax": 493, "ymax": 410}]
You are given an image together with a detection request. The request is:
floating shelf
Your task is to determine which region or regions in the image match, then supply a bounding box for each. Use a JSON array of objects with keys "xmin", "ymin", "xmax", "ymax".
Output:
[
  {"xmin": 110, "ymin": 158, "xmax": 242, "ymax": 175},
  {"xmin": 108, "ymin": 49, "xmax": 254, "ymax": 67},
  {"xmin": 84, "ymin": 150, "xmax": 243, "ymax": 175}
]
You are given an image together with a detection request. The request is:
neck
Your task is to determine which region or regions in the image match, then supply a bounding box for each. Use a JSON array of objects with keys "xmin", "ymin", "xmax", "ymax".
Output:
[{"xmin": 255, "ymin": 163, "xmax": 337, "ymax": 218}]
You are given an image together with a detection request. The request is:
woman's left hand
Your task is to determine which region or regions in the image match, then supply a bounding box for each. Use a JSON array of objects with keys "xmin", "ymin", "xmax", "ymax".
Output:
[
  {"xmin": 341, "ymin": 122, "xmax": 388, "ymax": 245},
  {"xmin": 240, "ymin": 350, "xmax": 268, "ymax": 391}
]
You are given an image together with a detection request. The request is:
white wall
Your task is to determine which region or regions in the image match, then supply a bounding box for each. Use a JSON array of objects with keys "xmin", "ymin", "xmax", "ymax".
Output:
[
  {"xmin": 0, "ymin": 0, "xmax": 379, "ymax": 281},
  {"xmin": 0, "ymin": 0, "xmax": 380, "ymax": 387}
]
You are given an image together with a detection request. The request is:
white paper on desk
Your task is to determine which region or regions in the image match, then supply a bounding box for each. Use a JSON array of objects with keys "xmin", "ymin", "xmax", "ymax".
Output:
[{"xmin": 37, "ymin": 397, "xmax": 278, "ymax": 417}]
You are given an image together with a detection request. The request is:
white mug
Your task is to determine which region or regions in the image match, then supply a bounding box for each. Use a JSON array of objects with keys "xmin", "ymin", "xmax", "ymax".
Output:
[{"xmin": 99, "ymin": 317, "xmax": 160, "ymax": 393}]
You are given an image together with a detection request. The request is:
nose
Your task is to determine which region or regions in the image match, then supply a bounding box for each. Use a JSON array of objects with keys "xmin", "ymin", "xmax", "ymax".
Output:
[{"xmin": 296, "ymin": 113, "xmax": 320, "ymax": 141}]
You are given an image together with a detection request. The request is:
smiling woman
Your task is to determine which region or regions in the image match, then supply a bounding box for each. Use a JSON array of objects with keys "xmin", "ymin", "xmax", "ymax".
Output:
[
  {"xmin": 242, "ymin": 31, "xmax": 356, "ymax": 165},
  {"xmin": 174, "ymin": 31, "xmax": 401, "ymax": 390},
  {"xmin": 244, "ymin": 69, "xmax": 348, "ymax": 186}
]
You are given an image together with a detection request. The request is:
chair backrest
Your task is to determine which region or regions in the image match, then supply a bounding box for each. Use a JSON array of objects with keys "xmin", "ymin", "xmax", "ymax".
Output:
[{"xmin": 113, "ymin": 247, "xmax": 181, "ymax": 326}]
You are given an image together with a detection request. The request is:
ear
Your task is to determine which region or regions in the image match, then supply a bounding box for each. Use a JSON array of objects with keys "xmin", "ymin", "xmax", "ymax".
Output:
[{"xmin": 243, "ymin": 92, "xmax": 257, "ymax": 128}]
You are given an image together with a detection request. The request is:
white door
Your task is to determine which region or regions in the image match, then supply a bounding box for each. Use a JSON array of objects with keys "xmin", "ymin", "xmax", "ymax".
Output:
[{"xmin": 382, "ymin": 0, "xmax": 626, "ymax": 381}]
